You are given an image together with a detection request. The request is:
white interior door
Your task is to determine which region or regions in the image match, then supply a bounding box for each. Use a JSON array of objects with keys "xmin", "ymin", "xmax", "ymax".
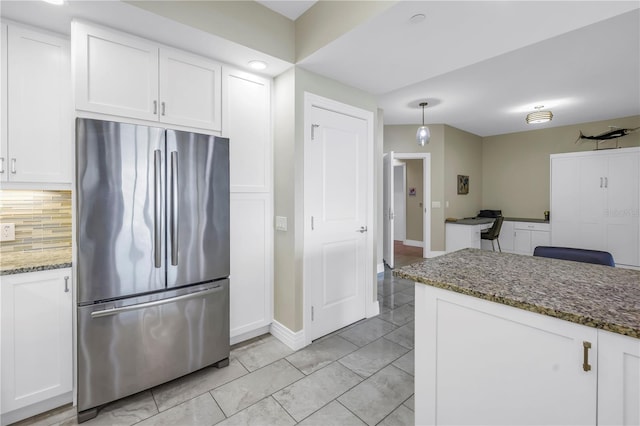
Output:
[
  {"xmin": 306, "ymin": 103, "xmax": 369, "ymax": 341},
  {"xmin": 383, "ymin": 151, "xmax": 395, "ymax": 268}
]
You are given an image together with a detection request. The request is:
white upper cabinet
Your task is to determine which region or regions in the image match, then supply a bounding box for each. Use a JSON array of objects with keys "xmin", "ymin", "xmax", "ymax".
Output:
[
  {"xmin": 1, "ymin": 23, "xmax": 71, "ymax": 184},
  {"xmin": 73, "ymin": 21, "xmax": 222, "ymax": 131}
]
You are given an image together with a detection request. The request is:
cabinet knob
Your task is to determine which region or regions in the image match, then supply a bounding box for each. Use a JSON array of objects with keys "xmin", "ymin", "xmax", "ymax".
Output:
[
  {"xmin": 64, "ymin": 276, "xmax": 69, "ymax": 293},
  {"xmin": 11, "ymin": 158, "xmax": 16, "ymax": 174}
]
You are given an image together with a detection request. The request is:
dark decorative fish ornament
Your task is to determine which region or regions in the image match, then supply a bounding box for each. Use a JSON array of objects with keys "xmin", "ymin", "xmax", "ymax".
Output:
[{"xmin": 575, "ymin": 126, "xmax": 639, "ymax": 149}]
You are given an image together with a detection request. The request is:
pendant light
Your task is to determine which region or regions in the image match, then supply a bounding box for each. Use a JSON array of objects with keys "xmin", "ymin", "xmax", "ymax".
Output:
[
  {"xmin": 416, "ymin": 102, "xmax": 430, "ymax": 146},
  {"xmin": 526, "ymin": 105, "xmax": 553, "ymax": 124}
]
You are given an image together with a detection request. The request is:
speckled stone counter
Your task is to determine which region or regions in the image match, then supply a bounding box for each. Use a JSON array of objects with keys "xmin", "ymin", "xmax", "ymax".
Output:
[
  {"xmin": 0, "ymin": 248, "xmax": 72, "ymax": 275},
  {"xmin": 395, "ymin": 248, "xmax": 640, "ymax": 338}
]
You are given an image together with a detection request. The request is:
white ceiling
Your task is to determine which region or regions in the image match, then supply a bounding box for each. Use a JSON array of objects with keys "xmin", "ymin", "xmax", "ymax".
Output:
[
  {"xmin": 1, "ymin": 1, "xmax": 638, "ymax": 137},
  {"xmin": 297, "ymin": 1, "xmax": 640, "ymax": 136}
]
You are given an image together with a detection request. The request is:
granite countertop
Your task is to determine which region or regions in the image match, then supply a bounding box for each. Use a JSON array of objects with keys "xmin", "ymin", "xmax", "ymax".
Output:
[
  {"xmin": 445, "ymin": 218, "xmax": 495, "ymax": 225},
  {"xmin": 504, "ymin": 217, "xmax": 549, "ymax": 224},
  {"xmin": 394, "ymin": 248, "xmax": 640, "ymax": 338},
  {"xmin": 0, "ymin": 248, "xmax": 72, "ymax": 275}
]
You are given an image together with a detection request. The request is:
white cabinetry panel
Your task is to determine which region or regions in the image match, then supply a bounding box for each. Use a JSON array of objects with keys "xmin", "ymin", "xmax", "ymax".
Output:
[
  {"xmin": 3, "ymin": 24, "xmax": 71, "ymax": 184},
  {"xmin": 551, "ymin": 148, "xmax": 640, "ymax": 267},
  {"xmin": 1, "ymin": 269, "xmax": 72, "ymax": 423},
  {"xmin": 223, "ymin": 69, "xmax": 271, "ymax": 192},
  {"xmin": 74, "ymin": 22, "xmax": 158, "ymax": 121},
  {"xmin": 229, "ymin": 193, "xmax": 272, "ymax": 338}
]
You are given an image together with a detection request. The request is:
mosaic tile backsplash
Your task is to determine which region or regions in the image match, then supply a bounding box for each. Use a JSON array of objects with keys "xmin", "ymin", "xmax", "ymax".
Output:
[{"xmin": 0, "ymin": 190, "xmax": 72, "ymax": 254}]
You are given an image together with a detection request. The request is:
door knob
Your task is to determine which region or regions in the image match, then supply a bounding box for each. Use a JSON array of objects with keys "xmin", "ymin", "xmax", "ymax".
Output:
[{"xmin": 356, "ymin": 226, "xmax": 368, "ymax": 233}]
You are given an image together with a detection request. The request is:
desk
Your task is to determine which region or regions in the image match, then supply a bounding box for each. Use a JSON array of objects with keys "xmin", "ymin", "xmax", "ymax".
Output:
[{"xmin": 445, "ymin": 218, "xmax": 494, "ymax": 252}]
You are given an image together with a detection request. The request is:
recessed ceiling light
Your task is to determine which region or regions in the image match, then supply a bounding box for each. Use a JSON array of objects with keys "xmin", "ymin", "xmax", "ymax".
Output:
[
  {"xmin": 248, "ymin": 60, "xmax": 267, "ymax": 71},
  {"xmin": 410, "ymin": 14, "xmax": 426, "ymax": 24},
  {"xmin": 42, "ymin": 0, "xmax": 65, "ymax": 5}
]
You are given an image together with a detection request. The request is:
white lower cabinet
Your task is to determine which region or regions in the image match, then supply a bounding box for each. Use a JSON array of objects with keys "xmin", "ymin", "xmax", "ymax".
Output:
[
  {"xmin": 1, "ymin": 268, "xmax": 73, "ymax": 425},
  {"xmin": 598, "ymin": 330, "xmax": 640, "ymax": 426},
  {"xmin": 415, "ymin": 284, "xmax": 639, "ymax": 425}
]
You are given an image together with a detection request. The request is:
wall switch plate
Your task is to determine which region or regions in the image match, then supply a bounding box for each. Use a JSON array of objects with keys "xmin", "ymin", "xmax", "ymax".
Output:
[
  {"xmin": 1, "ymin": 223, "xmax": 15, "ymax": 242},
  {"xmin": 275, "ymin": 216, "xmax": 288, "ymax": 231}
]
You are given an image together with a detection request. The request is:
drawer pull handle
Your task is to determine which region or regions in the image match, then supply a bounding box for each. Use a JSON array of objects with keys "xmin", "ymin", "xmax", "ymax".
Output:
[
  {"xmin": 64, "ymin": 276, "xmax": 69, "ymax": 293},
  {"xmin": 582, "ymin": 341, "xmax": 592, "ymax": 372}
]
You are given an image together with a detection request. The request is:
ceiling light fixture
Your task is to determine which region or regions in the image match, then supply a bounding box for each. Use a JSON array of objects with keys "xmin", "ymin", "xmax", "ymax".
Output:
[
  {"xmin": 248, "ymin": 60, "xmax": 267, "ymax": 71},
  {"xmin": 526, "ymin": 105, "xmax": 553, "ymax": 124},
  {"xmin": 416, "ymin": 102, "xmax": 430, "ymax": 146},
  {"xmin": 42, "ymin": 0, "xmax": 65, "ymax": 5}
]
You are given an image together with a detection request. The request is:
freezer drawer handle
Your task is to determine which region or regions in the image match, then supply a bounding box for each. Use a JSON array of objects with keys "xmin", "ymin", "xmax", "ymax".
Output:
[
  {"xmin": 90, "ymin": 284, "xmax": 223, "ymax": 318},
  {"xmin": 154, "ymin": 150, "xmax": 162, "ymax": 268}
]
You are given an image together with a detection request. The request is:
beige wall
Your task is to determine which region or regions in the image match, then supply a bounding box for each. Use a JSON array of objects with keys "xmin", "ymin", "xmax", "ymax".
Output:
[
  {"xmin": 295, "ymin": 1, "xmax": 395, "ymax": 61},
  {"xmin": 383, "ymin": 124, "xmax": 445, "ymax": 251},
  {"xmin": 273, "ymin": 66, "xmax": 379, "ymax": 333},
  {"xmin": 482, "ymin": 115, "xmax": 640, "ymax": 219},
  {"xmin": 126, "ymin": 0, "xmax": 295, "ymax": 62},
  {"xmin": 405, "ymin": 159, "xmax": 423, "ymax": 242},
  {"xmin": 444, "ymin": 126, "xmax": 483, "ymax": 220}
]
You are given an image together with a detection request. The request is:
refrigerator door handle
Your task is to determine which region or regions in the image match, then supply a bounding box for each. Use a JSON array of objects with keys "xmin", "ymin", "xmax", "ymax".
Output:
[
  {"xmin": 154, "ymin": 150, "xmax": 162, "ymax": 268},
  {"xmin": 90, "ymin": 284, "xmax": 223, "ymax": 318},
  {"xmin": 171, "ymin": 151, "xmax": 179, "ymax": 266}
]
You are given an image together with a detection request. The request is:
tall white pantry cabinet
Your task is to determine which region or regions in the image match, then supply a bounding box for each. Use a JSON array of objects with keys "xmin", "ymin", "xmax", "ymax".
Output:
[
  {"xmin": 72, "ymin": 22, "xmax": 274, "ymax": 341},
  {"xmin": 551, "ymin": 147, "xmax": 640, "ymax": 268}
]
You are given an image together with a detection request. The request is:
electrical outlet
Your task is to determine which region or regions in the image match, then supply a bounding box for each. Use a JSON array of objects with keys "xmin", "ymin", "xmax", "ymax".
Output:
[
  {"xmin": 1, "ymin": 223, "xmax": 15, "ymax": 242},
  {"xmin": 275, "ymin": 216, "xmax": 288, "ymax": 231}
]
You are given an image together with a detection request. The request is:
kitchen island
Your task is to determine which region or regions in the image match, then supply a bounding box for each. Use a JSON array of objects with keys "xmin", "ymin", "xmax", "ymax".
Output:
[{"xmin": 395, "ymin": 249, "xmax": 639, "ymax": 425}]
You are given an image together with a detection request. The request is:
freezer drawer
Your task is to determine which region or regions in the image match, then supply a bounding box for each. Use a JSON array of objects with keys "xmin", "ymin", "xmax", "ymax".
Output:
[{"xmin": 77, "ymin": 280, "xmax": 229, "ymax": 415}]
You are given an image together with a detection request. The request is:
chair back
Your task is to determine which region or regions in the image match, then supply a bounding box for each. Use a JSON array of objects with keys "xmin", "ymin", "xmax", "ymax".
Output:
[
  {"xmin": 533, "ymin": 246, "xmax": 615, "ymax": 267},
  {"xmin": 483, "ymin": 216, "xmax": 504, "ymax": 239}
]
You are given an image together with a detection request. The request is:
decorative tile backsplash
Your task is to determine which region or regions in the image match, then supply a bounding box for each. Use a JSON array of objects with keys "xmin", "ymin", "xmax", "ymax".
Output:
[{"xmin": 0, "ymin": 190, "xmax": 72, "ymax": 254}]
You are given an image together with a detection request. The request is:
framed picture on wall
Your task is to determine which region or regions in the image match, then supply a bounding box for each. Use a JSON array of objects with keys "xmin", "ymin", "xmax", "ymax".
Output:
[{"xmin": 457, "ymin": 175, "xmax": 469, "ymax": 194}]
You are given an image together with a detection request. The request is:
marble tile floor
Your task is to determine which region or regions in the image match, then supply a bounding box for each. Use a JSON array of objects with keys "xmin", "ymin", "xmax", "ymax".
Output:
[{"xmin": 17, "ymin": 269, "xmax": 415, "ymax": 426}]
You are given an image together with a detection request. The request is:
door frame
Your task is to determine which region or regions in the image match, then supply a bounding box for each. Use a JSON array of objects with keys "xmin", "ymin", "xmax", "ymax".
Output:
[
  {"xmin": 303, "ymin": 92, "xmax": 375, "ymax": 345},
  {"xmin": 393, "ymin": 160, "xmax": 407, "ymax": 242},
  {"xmin": 385, "ymin": 152, "xmax": 431, "ymax": 259}
]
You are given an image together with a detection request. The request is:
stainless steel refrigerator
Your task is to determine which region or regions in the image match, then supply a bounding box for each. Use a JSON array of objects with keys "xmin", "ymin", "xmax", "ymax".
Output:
[{"xmin": 75, "ymin": 118, "xmax": 230, "ymax": 422}]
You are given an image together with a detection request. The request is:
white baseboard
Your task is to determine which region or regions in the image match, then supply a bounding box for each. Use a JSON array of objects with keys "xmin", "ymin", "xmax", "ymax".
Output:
[
  {"xmin": 377, "ymin": 262, "xmax": 385, "ymax": 274},
  {"xmin": 230, "ymin": 325, "xmax": 271, "ymax": 346},
  {"xmin": 404, "ymin": 239, "xmax": 424, "ymax": 248},
  {"xmin": 270, "ymin": 320, "xmax": 307, "ymax": 351},
  {"xmin": 367, "ymin": 300, "xmax": 380, "ymax": 318}
]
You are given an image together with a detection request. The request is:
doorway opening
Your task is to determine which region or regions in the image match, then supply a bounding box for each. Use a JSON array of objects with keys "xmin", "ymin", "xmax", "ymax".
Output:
[{"xmin": 383, "ymin": 152, "xmax": 431, "ymax": 269}]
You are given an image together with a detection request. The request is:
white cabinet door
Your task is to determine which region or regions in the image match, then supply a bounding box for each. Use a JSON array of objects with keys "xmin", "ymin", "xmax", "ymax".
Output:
[
  {"xmin": 5, "ymin": 25, "xmax": 71, "ymax": 183},
  {"xmin": 598, "ymin": 330, "xmax": 640, "ymax": 426},
  {"xmin": 223, "ymin": 68, "xmax": 271, "ymax": 192},
  {"xmin": 415, "ymin": 284, "xmax": 598, "ymax": 426},
  {"xmin": 1, "ymin": 269, "xmax": 73, "ymax": 416},
  {"xmin": 159, "ymin": 48, "xmax": 221, "ymax": 131},
  {"xmin": 514, "ymin": 229, "xmax": 531, "ymax": 254},
  {"xmin": 73, "ymin": 21, "xmax": 159, "ymax": 121},
  {"xmin": 1, "ymin": 23, "xmax": 7, "ymax": 180},
  {"xmin": 531, "ymin": 230, "xmax": 550, "ymax": 252},
  {"xmin": 229, "ymin": 193, "xmax": 272, "ymax": 340},
  {"xmin": 551, "ymin": 156, "xmax": 581, "ymax": 248},
  {"xmin": 499, "ymin": 220, "xmax": 514, "ymax": 252}
]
